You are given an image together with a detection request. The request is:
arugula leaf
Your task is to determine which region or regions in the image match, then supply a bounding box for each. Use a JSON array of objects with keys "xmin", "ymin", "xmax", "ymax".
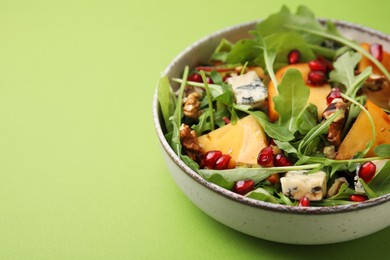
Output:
[
  {"xmin": 296, "ymin": 103, "xmax": 318, "ymax": 134},
  {"xmin": 327, "ymin": 183, "xmax": 355, "ymax": 200},
  {"xmin": 297, "ymin": 109, "xmax": 343, "ymax": 157},
  {"xmin": 254, "ymin": 34, "xmax": 278, "ymax": 91},
  {"xmin": 199, "ymin": 70, "xmax": 215, "ymax": 131},
  {"xmin": 226, "ymin": 39, "xmax": 258, "ymax": 64},
  {"xmin": 256, "ymin": 5, "xmax": 325, "ymax": 45},
  {"xmin": 374, "ymin": 144, "xmax": 390, "ymax": 157},
  {"xmin": 273, "ymin": 140, "xmax": 298, "ymax": 155},
  {"xmin": 198, "ymin": 164, "xmax": 321, "ymax": 185},
  {"xmin": 246, "ymin": 188, "xmax": 280, "ymax": 204},
  {"xmin": 359, "ymin": 178, "xmax": 378, "ymax": 199},
  {"xmin": 254, "ymin": 32, "xmax": 316, "ymax": 71},
  {"xmin": 157, "ymin": 76, "xmax": 176, "ymax": 132},
  {"xmin": 169, "ymin": 66, "xmax": 189, "ymax": 155},
  {"xmin": 181, "ymin": 155, "xmax": 200, "ymax": 172},
  {"xmin": 273, "ymin": 68, "xmax": 310, "ymax": 134},
  {"xmin": 209, "ymin": 70, "xmax": 223, "ymax": 85},
  {"xmin": 210, "ymin": 38, "xmax": 233, "ymax": 63},
  {"xmin": 368, "ymin": 160, "xmax": 390, "ymax": 196},
  {"xmin": 277, "ymin": 192, "xmax": 296, "ymax": 206},
  {"xmin": 329, "ymin": 51, "xmax": 372, "ymax": 98}
]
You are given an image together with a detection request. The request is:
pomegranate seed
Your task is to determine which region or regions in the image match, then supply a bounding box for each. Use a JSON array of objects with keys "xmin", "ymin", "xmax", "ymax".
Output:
[
  {"xmin": 223, "ymin": 116, "xmax": 231, "ymax": 124},
  {"xmin": 326, "ymin": 88, "xmax": 342, "ymax": 105},
  {"xmin": 298, "ymin": 196, "xmax": 310, "ymax": 207},
  {"xmin": 187, "ymin": 73, "xmax": 213, "ymax": 84},
  {"xmin": 257, "ymin": 146, "xmax": 274, "ymax": 166},
  {"xmin": 288, "ymin": 49, "xmax": 300, "ymax": 64},
  {"xmin": 308, "ymin": 59, "xmax": 327, "ymax": 73},
  {"xmin": 350, "ymin": 194, "xmax": 368, "ymax": 202},
  {"xmin": 273, "ymin": 153, "xmax": 292, "ymax": 167},
  {"xmin": 307, "ymin": 71, "xmax": 327, "ymax": 86},
  {"xmin": 233, "ymin": 180, "xmax": 255, "ymax": 195},
  {"xmin": 370, "ymin": 43, "xmax": 383, "ymax": 62},
  {"xmin": 215, "ymin": 154, "xmax": 232, "ymax": 170},
  {"xmin": 204, "ymin": 150, "xmax": 222, "ymax": 169},
  {"xmin": 358, "ymin": 161, "xmax": 376, "ymax": 183},
  {"xmin": 317, "ymin": 56, "xmax": 334, "ymax": 71},
  {"xmin": 188, "ymin": 73, "xmax": 202, "ymax": 82}
]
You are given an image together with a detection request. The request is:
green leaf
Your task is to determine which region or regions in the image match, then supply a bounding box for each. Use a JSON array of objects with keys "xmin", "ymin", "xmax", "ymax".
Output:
[
  {"xmin": 169, "ymin": 67, "xmax": 189, "ymax": 155},
  {"xmin": 210, "ymin": 38, "xmax": 233, "ymax": 63},
  {"xmin": 273, "ymin": 68, "xmax": 310, "ymax": 134},
  {"xmin": 226, "ymin": 39, "xmax": 258, "ymax": 64},
  {"xmin": 359, "ymin": 178, "xmax": 378, "ymax": 199},
  {"xmin": 254, "ymin": 32, "xmax": 316, "ymax": 71},
  {"xmin": 329, "ymin": 52, "xmax": 361, "ymax": 89},
  {"xmin": 327, "ymin": 183, "xmax": 355, "ymax": 200},
  {"xmin": 256, "ymin": 5, "xmax": 325, "ymax": 45},
  {"xmin": 273, "ymin": 140, "xmax": 298, "ymax": 154},
  {"xmin": 368, "ymin": 160, "xmax": 390, "ymax": 196},
  {"xmin": 157, "ymin": 76, "xmax": 175, "ymax": 132},
  {"xmin": 296, "ymin": 103, "xmax": 318, "ymax": 134},
  {"xmin": 329, "ymin": 51, "xmax": 372, "ymax": 98},
  {"xmin": 246, "ymin": 188, "xmax": 280, "ymax": 204},
  {"xmin": 298, "ymin": 109, "xmax": 343, "ymax": 156},
  {"xmin": 198, "ymin": 164, "xmax": 322, "ymax": 185},
  {"xmin": 374, "ymin": 144, "xmax": 390, "ymax": 157},
  {"xmin": 181, "ymin": 155, "xmax": 200, "ymax": 172}
]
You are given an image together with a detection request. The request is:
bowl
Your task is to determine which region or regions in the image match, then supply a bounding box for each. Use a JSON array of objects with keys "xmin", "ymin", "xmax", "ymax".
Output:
[{"xmin": 153, "ymin": 19, "xmax": 390, "ymax": 245}]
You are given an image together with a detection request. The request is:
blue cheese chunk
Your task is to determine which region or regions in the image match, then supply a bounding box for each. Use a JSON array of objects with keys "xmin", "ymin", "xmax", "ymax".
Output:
[
  {"xmin": 227, "ymin": 71, "xmax": 267, "ymax": 108},
  {"xmin": 280, "ymin": 170, "xmax": 327, "ymax": 201}
]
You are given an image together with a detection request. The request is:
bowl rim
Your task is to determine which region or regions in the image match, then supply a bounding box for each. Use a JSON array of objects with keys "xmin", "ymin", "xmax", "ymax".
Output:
[{"xmin": 153, "ymin": 18, "xmax": 390, "ymax": 215}]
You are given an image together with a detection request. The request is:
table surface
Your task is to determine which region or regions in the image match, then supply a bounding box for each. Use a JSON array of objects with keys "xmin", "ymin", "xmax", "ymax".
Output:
[{"xmin": 1, "ymin": 0, "xmax": 389, "ymax": 259}]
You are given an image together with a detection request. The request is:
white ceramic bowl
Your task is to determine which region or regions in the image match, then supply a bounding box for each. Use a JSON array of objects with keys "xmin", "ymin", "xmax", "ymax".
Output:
[{"xmin": 153, "ymin": 19, "xmax": 390, "ymax": 245}]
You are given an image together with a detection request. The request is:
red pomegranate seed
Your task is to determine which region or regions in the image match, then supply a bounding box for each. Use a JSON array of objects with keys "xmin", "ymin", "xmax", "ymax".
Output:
[
  {"xmin": 288, "ymin": 49, "xmax": 301, "ymax": 64},
  {"xmin": 223, "ymin": 116, "xmax": 231, "ymax": 124},
  {"xmin": 358, "ymin": 161, "xmax": 376, "ymax": 183},
  {"xmin": 298, "ymin": 196, "xmax": 310, "ymax": 207},
  {"xmin": 350, "ymin": 194, "xmax": 368, "ymax": 202},
  {"xmin": 233, "ymin": 180, "xmax": 255, "ymax": 195},
  {"xmin": 307, "ymin": 71, "xmax": 327, "ymax": 86},
  {"xmin": 206, "ymin": 76, "xmax": 214, "ymax": 84},
  {"xmin": 273, "ymin": 153, "xmax": 292, "ymax": 167},
  {"xmin": 317, "ymin": 55, "xmax": 334, "ymax": 71},
  {"xmin": 326, "ymin": 88, "xmax": 342, "ymax": 105},
  {"xmin": 308, "ymin": 59, "xmax": 327, "ymax": 73},
  {"xmin": 204, "ymin": 150, "xmax": 222, "ymax": 169},
  {"xmin": 257, "ymin": 146, "xmax": 274, "ymax": 167},
  {"xmin": 188, "ymin": 73, "xmax": 202, "ymax": 82},
  {"xmin": 215, "ymin": 154, "xmax": 232, "ymax": 170},
  {"xmin": 370, "ymin": 43, "xmax": 383, "ymax": 62}
]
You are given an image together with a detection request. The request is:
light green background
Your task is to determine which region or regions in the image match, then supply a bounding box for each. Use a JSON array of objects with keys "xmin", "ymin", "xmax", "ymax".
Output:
[{"xmin": 0, "ymin": 0, "xmax": 389, "ymax": 259}]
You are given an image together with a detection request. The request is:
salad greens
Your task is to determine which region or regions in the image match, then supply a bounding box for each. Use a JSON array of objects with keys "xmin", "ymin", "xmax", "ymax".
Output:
[{"xmin": 157, "ymin": 5, "xmax": 390, "ymax": 207}]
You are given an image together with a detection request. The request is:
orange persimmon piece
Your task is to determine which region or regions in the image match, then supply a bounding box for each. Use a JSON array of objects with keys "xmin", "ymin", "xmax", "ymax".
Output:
[{"xmin": 336, "ymin": 100, "xmax": 390, "ymax": 159}]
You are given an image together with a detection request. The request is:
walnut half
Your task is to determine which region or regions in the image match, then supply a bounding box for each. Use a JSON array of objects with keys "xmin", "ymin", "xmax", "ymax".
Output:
[
  {"xmin": 183, "ymin": 92, "xmax": 202, "ymax": 120},
  {"xmin": 179, "ymin": 124, "xmax": 202, "ymax": 163}
]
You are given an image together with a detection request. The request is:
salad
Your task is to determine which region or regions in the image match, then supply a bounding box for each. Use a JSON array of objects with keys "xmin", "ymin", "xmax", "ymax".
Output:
[{"xmin": 157, "ymin": 5, "xmax": 390, "ymax": 207}]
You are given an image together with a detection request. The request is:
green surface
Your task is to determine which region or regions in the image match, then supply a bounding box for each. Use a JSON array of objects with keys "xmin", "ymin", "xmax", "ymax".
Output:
[{"xmin": 0, "ymin": 0, "xmax": 389, "ymax": 259}]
